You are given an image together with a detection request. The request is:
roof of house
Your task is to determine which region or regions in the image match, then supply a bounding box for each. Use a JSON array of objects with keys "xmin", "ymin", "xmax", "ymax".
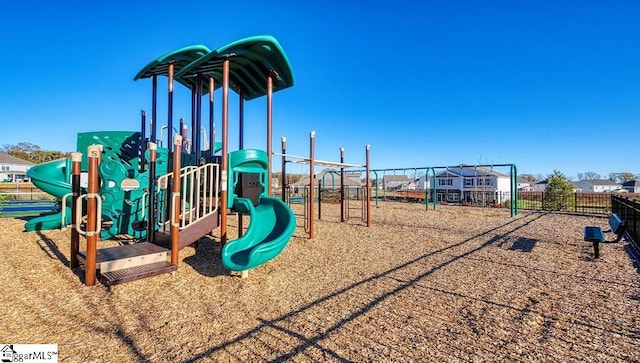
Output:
[
  {"xmin": 578, "ymin": 179, "xmax": 620, "ymax": 186},
  {"xmin": 0, "ymin": 152, "xmax": 34, "ymax": 166},
  {"xmin": 517, "ymin": 177, "xmax": 536, "ymax": 184},
  {"xmin": 292, "ymin": 168, "xmax": 363, "ymax": 187},
  {"xmin": 437, "ymin": 166, "xmax": 509, "ymax": 178},
  {"xmin": 382, "ymin": 175, "xmax": 411, "ymax": 182},
  {"xmin": 622, "ymin": 180, "xmax": 640, "ymax": 187}
]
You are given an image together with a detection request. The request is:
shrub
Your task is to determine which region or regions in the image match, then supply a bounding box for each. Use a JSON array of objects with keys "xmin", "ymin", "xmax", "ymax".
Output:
[{"xmin": 543, "ymin": 170, "xmax": 575, "ymax": 211}]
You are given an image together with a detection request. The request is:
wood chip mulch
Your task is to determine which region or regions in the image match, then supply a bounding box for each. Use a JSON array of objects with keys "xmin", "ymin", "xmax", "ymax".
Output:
[{"xmin": 1, "ymin": 202, "xmax": 639, "ymax": 362}]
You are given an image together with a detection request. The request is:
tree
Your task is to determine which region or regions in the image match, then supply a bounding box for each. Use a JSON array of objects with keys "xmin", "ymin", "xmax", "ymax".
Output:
[
  {"xmin": 577, "ymin": 171, "xmax": 601, "ymax": 181},
  {"xmin": 608, "ymin": 172, "xmax": 635, "ymax": 184},
  {"xmin": 544, "ymin": 170, "xmax": 574, "ymax": 211},
  {"xmin": 1, "ymin": 142, "xmax": 68, "ymax": 164}
]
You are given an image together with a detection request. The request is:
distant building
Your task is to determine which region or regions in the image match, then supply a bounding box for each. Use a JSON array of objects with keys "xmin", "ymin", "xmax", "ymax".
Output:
[
  {"xmin": 574, "ymin": 179, "xmax": 622, "ymax": 193},
  {"xmin": 292, "ymin": 168, "xmax": 363, "ymax": 189},
  {"xmin": 416, "ymin": 176, "xmax": 432, "ymax": 190},
  {"xmin": 381, "ymin": 175, "xmax": 410, "ymax": 190},
  {"xmin": 432, "ymin": 166, "xmax": 511, "ymax": 204},
  {"xmin": 517, "ymin": 177, "xmax": 535, "ymax": 191},
  {"xmin": 533, "ymin": 179, "xmax": 582, "ymax": 192},
  {"xmin": 0, "ymin": 152, "xmax": 34, "ymax": 182},
  {"xmin": 622, "ymin": 180, "xmax": 640, "ymax": 193},
  {"xmin": 532, "ymin": 180, "xmax": 548, "ymax": 192}
]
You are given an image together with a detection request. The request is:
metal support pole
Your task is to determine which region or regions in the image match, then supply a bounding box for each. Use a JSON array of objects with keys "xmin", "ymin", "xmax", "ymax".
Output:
[
  {"xmin": 309, "ymin": 131, "xmax": 315, "ymax": 239},
  {"xmin": 152, "ymin": 75, "xmax": 157, "ymax": 144},
  {"xmin": 238, "ymin": 88, "xmax": 244, "ymax": 238},
  {"xmin": 147, "ymin": 142, "xmax": 157, "ymax": 243},
  {"xmin": 171, "ymin": 136, "xmax": 182, "ymax": 266},
  {"xmin": 267, "ymin": 75, "xmax": 273, "ymax": 196},
  {"xmin": 190, "ymin": 84, "xmax": 196, "ymax": 155},
  {"xmin": 281, "ymin": 137, "xmax": 287, "ymax": 203},
  {"xmin": 140, "ymin": 110, "xmax": 146, "ymax": 172},
  {"xmin": 69, "ymin": 152, "xmax": 82, "ymax": 269},
  {"xmin": 85, "ymin": 145, "xmax": 100, "ymax": 286},
  {"xmin": 220, "ymin": 59, "xmax": 230, "ymax": 245},
  {"xmin": 195, "ymin": 75, "xmax": 203, "ymax": 165},
  {"xmin": 209, "ymin": 77, "xmax": 215, "ymax": 159},
  {"xmin": 340, "ymin": 147, "xmax": 345, "ymax": 223},
  {"xmin": 366, "ymin": 144, "xmax": 371, "ymax": 227},
  {"xmin": 318, "ymin": 179, "xmax": 322, "ymax": 220}
]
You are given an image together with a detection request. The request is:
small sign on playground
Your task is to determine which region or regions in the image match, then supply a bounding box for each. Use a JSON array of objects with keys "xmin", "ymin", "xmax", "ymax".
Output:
[{"xmin": 120, "ymin": 178, "xmax": 141, "ymax": 192}]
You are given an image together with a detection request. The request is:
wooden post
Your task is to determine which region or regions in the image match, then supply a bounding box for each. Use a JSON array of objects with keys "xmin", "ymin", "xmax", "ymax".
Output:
[
  {"xmin": 85, "ymin": 145, "xmax": 101, "ymax": 286},
  {"xmin": 171, "ymin": 135, "xmax": 182, "ymax": 266},
  {"xmin": 309, "ymin": 131, "xmax": 315, "ymax": 239},
  {"xmin": 167, "ymin": 62, "xmax": 175, "ymax": 147},
  {"xmin": 69, "ymin": 152, "xmax": 82, "ymax": 269}
]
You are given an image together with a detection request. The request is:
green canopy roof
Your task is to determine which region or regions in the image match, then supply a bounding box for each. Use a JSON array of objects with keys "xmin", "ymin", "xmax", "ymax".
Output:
[
  {"xmin": 174, "ymin": 35, "xmax": 295, "ymax": 100},
  {"xmin": 133, "ymin": 45, "xmax": 211, "ymax": 87}
]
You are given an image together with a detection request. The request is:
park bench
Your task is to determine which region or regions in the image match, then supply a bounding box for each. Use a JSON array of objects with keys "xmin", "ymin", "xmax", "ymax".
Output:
[{"xmin": 584, "ymin": 213, "xmax": 626, "ymax": 258}]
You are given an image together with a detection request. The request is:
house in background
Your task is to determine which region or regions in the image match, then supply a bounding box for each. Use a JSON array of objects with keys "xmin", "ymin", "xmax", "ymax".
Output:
[
  {"xmin": 292, "ymin": 168, "xmax": 363, "ymax": 190},
  {"xmin": 622, "ymin": 180, "xmax": 640, "ymax": 193},
  {"xmin": 0, "ymin": 152, "xmax": 34, "ymax": 182},
  {"xmin": 517, "ymin": 177, "xmax": 535, "ymax": 191},
  {"xmin": 416, "ymin": 176, "xmax": 432, "ymax": 190},
  {"xmin": 531, "ymin": 179, "xmax": 583, "ymax": 192},
  {"xmin": 574, "ymin": 179, "xmax": 622, "ymax": 192},
  {"xmin": 381, "ymin": 174, "xmax": 410, "ymax": 190},
  {"xmin": 432, "ymin": 166, "xmax": 511, "ymax": 204},
  {"xmin": 531, "ymin": 180, "xmax": 548, "ymax": 192}
]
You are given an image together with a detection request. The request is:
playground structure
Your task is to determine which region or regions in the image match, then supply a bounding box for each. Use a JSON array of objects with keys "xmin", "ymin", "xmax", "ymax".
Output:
[
  {"xmin": 25, "ymin": 35, "xmax": 307, "ymax": 286},
  {"xmin": 275, "ymin": 132, "xmax": 371, "ymax": 239}
]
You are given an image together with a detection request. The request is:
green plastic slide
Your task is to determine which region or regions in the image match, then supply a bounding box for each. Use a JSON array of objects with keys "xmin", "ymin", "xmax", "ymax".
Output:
[
  {"xmin": 24, "ymin": 159, "xmax": 73, "ymax": 232},
  {"xmin": 221, "ymin": 196, "xmax": 296, "ymax": 271}
]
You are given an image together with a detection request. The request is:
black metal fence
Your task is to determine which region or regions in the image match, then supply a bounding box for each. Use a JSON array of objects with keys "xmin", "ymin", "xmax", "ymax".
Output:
[
  {"xmin": 611, "ymin": 195, "xmax": 639, "ymax": 252},
  {"xmin": 517, "ymin": 192, "xmax": 616, "ymax": 214},
  {"xmin": 380, "ymin": 190, "xmax": 638, "ymax": 216}
]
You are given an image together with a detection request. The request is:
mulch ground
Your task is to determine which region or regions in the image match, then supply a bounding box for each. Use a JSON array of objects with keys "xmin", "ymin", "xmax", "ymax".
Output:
[{"xmin": 1, "ymin": 202, "xmax": 639, "ymax": 362}]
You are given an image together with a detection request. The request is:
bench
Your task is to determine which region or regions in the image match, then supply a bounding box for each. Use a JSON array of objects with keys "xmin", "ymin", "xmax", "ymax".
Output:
[{"xmin": 584, "ymin": 213, "xmax": 626, "ymax": 258}]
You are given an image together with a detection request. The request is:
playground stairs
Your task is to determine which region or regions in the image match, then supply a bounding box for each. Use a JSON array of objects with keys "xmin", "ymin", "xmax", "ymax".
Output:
[
  {"xmin": 152, "ymin": 211, "xmax": 219, "ymax": 250},
  {"xmin": 77, "ymin": 242, "xmax": 176, "ymax": 287}
]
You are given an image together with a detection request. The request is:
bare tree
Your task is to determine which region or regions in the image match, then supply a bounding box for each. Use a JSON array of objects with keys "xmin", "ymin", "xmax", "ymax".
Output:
[{"xmin": 578, "ymin": 171, "xmax": 601, "ymax": 180}]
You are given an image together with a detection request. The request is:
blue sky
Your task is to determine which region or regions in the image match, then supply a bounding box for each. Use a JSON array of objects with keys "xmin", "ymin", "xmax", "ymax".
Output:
[{"xmin": 1, "ymin": 1, "xmax": 638, "ymax": 179}]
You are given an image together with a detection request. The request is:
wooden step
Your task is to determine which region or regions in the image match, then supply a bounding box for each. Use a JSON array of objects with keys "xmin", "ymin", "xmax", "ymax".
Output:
[
  {"xmin": 153, "ymin": 212, "xmax": 219, "ymax": 249},
  {"xmin": 77, "ymin": 242, "xmax": 170, "ymax": 273},
  {"xmin": 100, "ymin": 261, "xmax": 177, "ymax": 286}
]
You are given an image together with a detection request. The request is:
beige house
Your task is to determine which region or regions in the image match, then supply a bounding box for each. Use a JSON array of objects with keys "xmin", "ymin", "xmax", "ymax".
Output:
[{"xmin": 0, "ymin": 153, "xmax": 34, "ymax": 182}]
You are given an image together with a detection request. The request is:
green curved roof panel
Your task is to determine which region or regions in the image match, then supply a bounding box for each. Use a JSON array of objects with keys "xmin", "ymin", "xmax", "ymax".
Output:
[
  {"xmin": 133, "ymin": 45, "xmax": 211, "ymax": 88},
  {"xmin": 174, "ymin": 35, "xmax": 294, "ymax": 100}
]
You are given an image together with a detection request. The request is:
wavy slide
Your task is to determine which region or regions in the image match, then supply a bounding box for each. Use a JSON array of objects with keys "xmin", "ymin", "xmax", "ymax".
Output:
[
  {"xmin": 221, "ymin": 196, "xmax": 296, "ymax": 271},
  {"xmin": 24, "ymin": 159, "xmax": 73, "ymax": 231}
]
